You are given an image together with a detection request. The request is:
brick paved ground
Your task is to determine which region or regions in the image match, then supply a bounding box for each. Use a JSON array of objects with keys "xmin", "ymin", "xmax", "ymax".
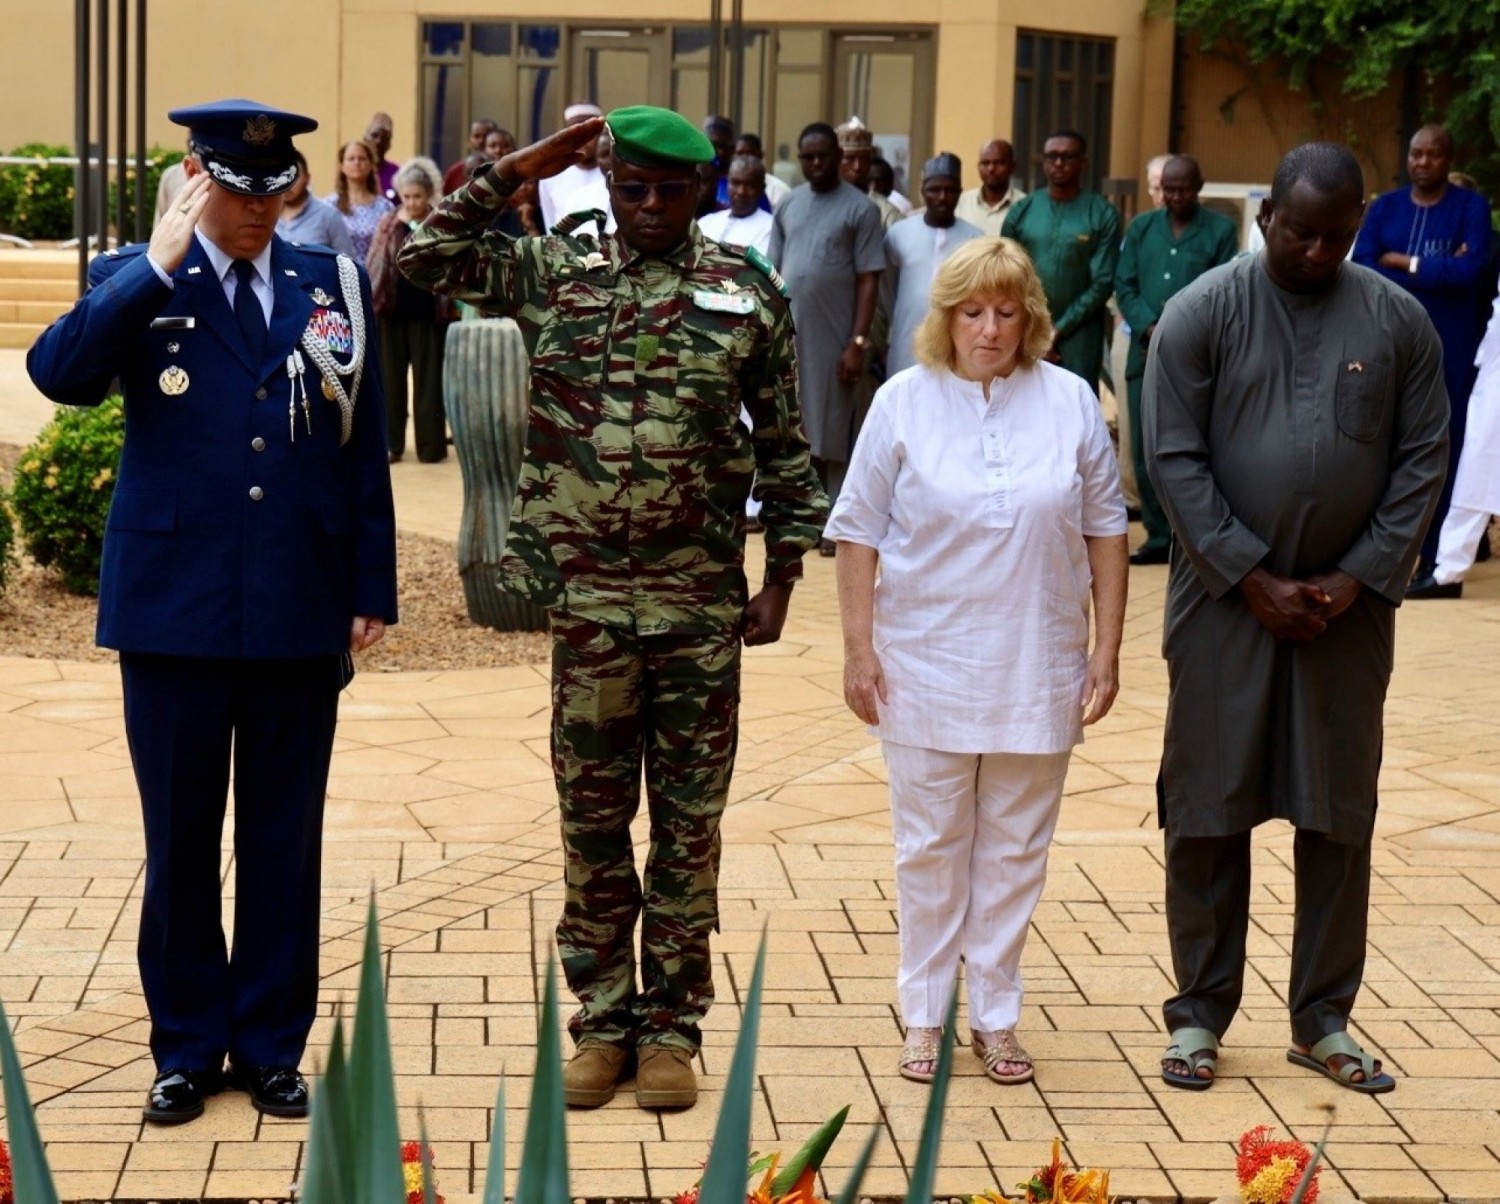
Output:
[{"xmin": 0, "ymin": 371, "xmax": 1498, "ymax": 1201}]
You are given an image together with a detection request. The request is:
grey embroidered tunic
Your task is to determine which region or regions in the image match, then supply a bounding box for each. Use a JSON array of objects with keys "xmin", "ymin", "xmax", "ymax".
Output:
[{"xmin": 1144, "ymin": 255, "xmax": 1449, "ymax": 845}]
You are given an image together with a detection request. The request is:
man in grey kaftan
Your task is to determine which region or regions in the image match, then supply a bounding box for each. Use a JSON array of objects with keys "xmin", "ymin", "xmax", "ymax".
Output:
[
  {"xmin": 770, "ymin": 124, "xmax": 884, "ymax": 511},
  {"xmin": 1144, "ymin": 142, "xmax": 1448, "ymax": 1094}
]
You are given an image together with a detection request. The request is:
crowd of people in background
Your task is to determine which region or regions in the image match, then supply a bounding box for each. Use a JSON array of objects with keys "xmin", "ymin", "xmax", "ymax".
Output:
[{"xmin": 150, "ymin": 103, "xmax": 1500, "ymax": 599}]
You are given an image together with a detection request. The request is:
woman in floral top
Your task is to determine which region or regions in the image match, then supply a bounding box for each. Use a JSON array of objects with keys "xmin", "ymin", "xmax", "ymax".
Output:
[{"xmin": 325, "ymin": 139, "xmax": 392, "ymax": 262}]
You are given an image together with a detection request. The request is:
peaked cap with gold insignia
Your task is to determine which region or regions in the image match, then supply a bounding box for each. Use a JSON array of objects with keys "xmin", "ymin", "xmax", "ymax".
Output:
[{"xmin": 168, "ymin": 98, "xmax": 318, "ymax": 197}]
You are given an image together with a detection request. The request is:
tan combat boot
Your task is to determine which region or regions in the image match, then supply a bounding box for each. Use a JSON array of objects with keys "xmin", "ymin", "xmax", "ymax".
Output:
[
  {"xmin": 563, "ymin": 1041, "xmax": 634, "ymax": 1108},
  {"xmin": 635, "ymin": 1043, "xmax": 698, "ymax": 1109}
]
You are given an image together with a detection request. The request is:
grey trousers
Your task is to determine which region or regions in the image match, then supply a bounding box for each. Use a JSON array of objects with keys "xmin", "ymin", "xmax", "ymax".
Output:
[{"xmin": 1162, "ymin": 827, "xmax": 1371, "ymax": 1048}]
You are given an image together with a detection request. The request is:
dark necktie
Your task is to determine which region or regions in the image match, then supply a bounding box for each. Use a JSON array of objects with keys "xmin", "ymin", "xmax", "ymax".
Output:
[{"xmin": 232, "ymin": 258, "xmax": 266, "ymax": 359}]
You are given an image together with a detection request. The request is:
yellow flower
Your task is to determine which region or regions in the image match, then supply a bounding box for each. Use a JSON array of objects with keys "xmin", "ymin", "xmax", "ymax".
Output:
[
  {"xmin": 1241, "ymin": 1156, "xmax": 1300, "ymax": 1204},
  {"xmin": 91, "ymin": 467, "xmax": 112, "ymax": 491}
]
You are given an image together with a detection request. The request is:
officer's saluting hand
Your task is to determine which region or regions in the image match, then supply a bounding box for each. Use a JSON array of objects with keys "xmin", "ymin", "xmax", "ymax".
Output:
[{"xmin": 27, "ymin": 99, "xmax": 397, "ymax": 1126}]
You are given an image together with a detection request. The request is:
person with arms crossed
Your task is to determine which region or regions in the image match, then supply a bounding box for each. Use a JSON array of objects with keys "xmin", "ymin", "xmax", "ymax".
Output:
[
  {"xmin": 398, "ymin": 105, "xmax": 828, "ymax": 1112},
  {"xmin": 27, "ymin": 99, "xmax": 398, "ymax": 1125},
  {"xmin": 1144, "ymin": 142, "xmax": 1448, "ymax": 1095}
]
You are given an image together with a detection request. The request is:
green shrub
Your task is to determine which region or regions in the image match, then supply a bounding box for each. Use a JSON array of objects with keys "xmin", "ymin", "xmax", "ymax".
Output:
[
  {"xmin": 11, "ymin": 397, "xmax": 125, "ymax": 596},
  {"xmin": 0, "ymin": 496, "xmax": 16, "ymax": 596},
  {"xmin": 0, "ymin": 143, "xmax": 184, "ymax": 242},
  {"xmin": 0, "ymin": 142, "xmax": 74, "ymax": 240}
]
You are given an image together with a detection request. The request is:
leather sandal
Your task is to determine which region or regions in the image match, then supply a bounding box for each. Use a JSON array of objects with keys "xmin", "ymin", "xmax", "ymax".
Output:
[
  {"xmin": 1287, "ymin": 1031, "xmax": 1395, "ymax": 1094},
  {"xmin": 972, "ymin": 1029, "xmax": 1034, "ymax": 1085},
  {"xmin": 899, "ymin": 1026, "xmax": 942, "ymax": 1083},
  {"xmin": 1161, "ymin": 1026, "xmax": 1218, "ymax": 1090}
]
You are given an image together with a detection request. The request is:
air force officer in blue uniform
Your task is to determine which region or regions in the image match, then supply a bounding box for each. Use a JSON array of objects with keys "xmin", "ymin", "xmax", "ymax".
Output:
[{"xmin": 27, "ymin": 100, "xmax": 398, "ymax": 1124}]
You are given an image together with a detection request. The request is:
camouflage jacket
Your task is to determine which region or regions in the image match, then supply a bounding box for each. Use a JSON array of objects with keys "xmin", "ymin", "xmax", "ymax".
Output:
[{"xmin": 399, "ymin": 168, "xmax": 829, "ymax": 635}]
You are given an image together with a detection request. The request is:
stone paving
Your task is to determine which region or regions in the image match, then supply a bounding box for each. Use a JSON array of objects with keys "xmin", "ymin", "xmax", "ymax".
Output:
[{"xmin": 0, "ymin": 356, "xmax": 1499, "ymax": 1201}]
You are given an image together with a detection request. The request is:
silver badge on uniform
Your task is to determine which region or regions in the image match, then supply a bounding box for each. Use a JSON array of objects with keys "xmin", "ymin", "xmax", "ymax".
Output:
[
  {"xmin": 166, "ymin": 341, "xmax": 180, "ymax": 354},
  {"xmin": 311, "ymin": 287, "xmax": 335, "ymax": 306},
  {"xmin": 159, "ymin": 366, "xmax": 190, "ymax": 395}
]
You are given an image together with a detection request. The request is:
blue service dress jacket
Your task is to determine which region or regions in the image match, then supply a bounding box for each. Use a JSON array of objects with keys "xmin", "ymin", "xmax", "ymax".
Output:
[{"xmin": 27, "ymin": 235, "xmax": 399, "ymax": 657}]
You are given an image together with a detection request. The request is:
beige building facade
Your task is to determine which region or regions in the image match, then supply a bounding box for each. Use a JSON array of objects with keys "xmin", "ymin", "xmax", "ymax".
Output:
[{"xmin": 4, "ymin": 0, "xmax": 1176, "ymax": 208}]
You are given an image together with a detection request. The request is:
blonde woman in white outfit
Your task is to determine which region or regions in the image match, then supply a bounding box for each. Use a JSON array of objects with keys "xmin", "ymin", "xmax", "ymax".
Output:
[{"xmin": 825, "ymin": 237, "xmax": 1128, "ymax": 1085}]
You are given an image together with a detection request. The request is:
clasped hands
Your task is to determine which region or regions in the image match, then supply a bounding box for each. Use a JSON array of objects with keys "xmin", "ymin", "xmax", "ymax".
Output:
[{"xmin": 1240, "ymin": 565, "xmax": 1361, "ymax": 641}]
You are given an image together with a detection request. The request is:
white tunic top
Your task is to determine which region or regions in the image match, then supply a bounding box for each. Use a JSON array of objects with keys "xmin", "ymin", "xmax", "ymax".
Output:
[
  {"xmin": 825, "ymin": 362, "xmax": 1127, "ymax": 754},
  {"xmin": 1452, "ymin": 283, "xmax": 1500, "ymax": 513}
]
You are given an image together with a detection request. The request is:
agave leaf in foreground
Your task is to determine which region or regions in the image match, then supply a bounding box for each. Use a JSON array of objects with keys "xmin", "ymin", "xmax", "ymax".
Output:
[
  {"xmin": 481, "ymin": 1074, "xmax": 506, "ymax": 1204},
  {"xmin": 699, "ymin": 929, "xmax": 768, "ymax": 1204},
  {"xmin": 349, "ymin": 896, "xmax": 407, "ymax": 1204},
  {"xmin": 299, "ymin": 1016, "xmax": 352, "ymax": 1204},
  {"xmin": 513, "ymin": 957, "xmax": 569, "ymax": 1204},
  {"xmin": 0, "ymin": 994, "xmax": 61, "ymax": 1204},
  {"xmin": 903, "ymin": 988, "xmax": 959, "ymax": 1204}
]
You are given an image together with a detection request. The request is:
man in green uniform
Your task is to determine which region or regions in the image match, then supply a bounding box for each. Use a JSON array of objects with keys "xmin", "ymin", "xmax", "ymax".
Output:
[
  {"xmin": 1116, "ymin": 155, "xmax": 1238, "ymax": 564},
  {"xmin": 398, "ymin": 107, "xmax": 827, "ymax": 1111},
  {"xmin": 1002, "ymin": 129, "xmax": 1121, "ymax": 394}
]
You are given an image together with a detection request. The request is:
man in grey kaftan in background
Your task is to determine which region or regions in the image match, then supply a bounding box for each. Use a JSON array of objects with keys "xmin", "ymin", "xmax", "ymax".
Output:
[
  {"xmin": 770, "ymin": 123, "xmax": 884, "ymax": 532},
  {"xmin": 1144, "ymin": 143, "xmax": 1449, "ymax": 1096}
]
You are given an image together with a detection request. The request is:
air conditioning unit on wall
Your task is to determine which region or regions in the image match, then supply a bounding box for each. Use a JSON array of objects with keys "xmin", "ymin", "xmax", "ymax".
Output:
[{"xmin": 1198, "ymin": 182, "xmax": 1271, "ymax": 252}]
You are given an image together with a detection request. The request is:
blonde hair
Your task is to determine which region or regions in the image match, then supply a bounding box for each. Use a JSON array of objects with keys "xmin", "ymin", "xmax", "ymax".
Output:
[{"xmin": 913, "ymin": 236, "xmax": 1054, "ymax": 372}]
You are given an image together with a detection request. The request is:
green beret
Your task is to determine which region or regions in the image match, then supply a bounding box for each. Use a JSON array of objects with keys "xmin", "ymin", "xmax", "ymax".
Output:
[{"xmin": 606, "ymin": 105, "xmax": 716, "ymax": 169}]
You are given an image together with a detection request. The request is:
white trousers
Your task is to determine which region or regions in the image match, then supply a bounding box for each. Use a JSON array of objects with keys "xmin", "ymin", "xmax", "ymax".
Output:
[
  {"xmin": 1434, "ymin": 504, "xmax": 1489, "ymax": 584},
  {"xmin": 882, "ymin": 741, "xmax": 1070, "ymax": 1031}
]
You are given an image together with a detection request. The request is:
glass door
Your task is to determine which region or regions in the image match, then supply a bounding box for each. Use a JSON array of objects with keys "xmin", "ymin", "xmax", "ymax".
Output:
[
  {"xmin": 831, "ymin": 32, "xmax": 935, "ymax": 199},
  {"xmin": 570, "ymin": 28, "xmax": 670, "ymax": 112}
]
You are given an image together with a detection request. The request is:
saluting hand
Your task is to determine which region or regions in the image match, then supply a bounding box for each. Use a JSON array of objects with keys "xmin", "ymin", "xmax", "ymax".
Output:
[
  {"xmin": 495, "ymin": 117, "xmax": 607, "ymax": 185},
  {"xmin": 147, "ymin": 172, "xmax": 212, "ymax": 274}
]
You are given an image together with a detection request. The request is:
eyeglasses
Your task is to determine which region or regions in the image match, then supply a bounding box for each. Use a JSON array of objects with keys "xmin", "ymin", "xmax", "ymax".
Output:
[
  {"xmin": 608, "ymin": 178, "xmax": 694, "ymax": 204},
  {"xmin": 1041, "ymin": 151, "xmax": 1082, "ymax": 163}
]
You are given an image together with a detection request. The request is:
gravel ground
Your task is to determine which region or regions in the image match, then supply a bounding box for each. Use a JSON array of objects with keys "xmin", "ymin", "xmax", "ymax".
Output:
[{"xmin": 0, "ymin": 444, "xmax": 549, "ymax": 671}]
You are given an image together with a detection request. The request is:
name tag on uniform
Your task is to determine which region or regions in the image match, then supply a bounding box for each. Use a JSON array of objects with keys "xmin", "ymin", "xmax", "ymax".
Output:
[
  {"xmin": 150, "ymin": 316, "xmax": 196, "ymax": 329},
  {"xmin": 692, "ymin": 289, "xmax": 755, "ymax": 315}
]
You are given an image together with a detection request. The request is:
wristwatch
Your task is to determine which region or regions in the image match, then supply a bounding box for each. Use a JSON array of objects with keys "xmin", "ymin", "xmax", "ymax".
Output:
[
  {"xmin": 850, "ymin": 334, "xmax": 869, "ymax": 349},
  {"xmin": 1408, "ymin": 256, "xmax": 1421, "ymax": 274}
]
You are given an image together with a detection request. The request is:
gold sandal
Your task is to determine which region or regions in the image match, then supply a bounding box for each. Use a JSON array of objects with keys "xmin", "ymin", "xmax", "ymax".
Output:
[
  {"xmin": 899, "ymin": 1026, "xmax": 942, "ymax": 1083},
  {"xmin": 972, "ymin": 1028, "xmax": 1034, "ymax": 1084}
]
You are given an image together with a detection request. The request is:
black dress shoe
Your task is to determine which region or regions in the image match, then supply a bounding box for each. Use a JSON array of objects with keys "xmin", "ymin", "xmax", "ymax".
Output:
[
  {"xmin": 1406, "ymin": 575, "xmax": 1463, "ymax": 599},
  {"xmin": 143, "ymin": 1067, "xmax": 221, "ymax": 1124},
  {"xmin": 229, "ymin": 1063, "xmax": 310, "ymax": 1117},
  {"xmin": 1128, "ymin": 544, "xmax": 1170, "ymax": 566}
]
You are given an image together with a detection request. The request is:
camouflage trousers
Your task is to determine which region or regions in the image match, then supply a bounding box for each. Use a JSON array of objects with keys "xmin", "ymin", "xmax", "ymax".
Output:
[{"xmin": 550, "ymin": 613, "xmax": 741, "ymax": 1053}]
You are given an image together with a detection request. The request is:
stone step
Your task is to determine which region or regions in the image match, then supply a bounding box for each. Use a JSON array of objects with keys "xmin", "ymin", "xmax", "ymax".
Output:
[
  {"xmin": 0, "ymin": 299, "xmax": 69, "ymax": 324},
  {"xmin": 0, "ymin": 278, "xmax": 76, "ymax": 301},
  {"xmin": 0, "ymin": 249, "xmax": 79, "ymax": 280},
  {"xmin": 0, "ymin": 322, "xmax": 44, "ymax": 349}
]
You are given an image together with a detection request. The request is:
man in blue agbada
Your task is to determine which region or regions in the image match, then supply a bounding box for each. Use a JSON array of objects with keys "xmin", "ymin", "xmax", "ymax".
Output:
[
  {"xmin": 1354, "ymin": 123, "xmax": 1493, "ymax": 591},
  {"xmin": 27, "ymin": 99, "xmax": 397, "ymax": 1125}
]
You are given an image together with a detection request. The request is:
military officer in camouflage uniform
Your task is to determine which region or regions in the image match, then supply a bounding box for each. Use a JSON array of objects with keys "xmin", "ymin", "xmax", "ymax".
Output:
[{"xmin": 399, "ymin": 105, "xmax": 827, "ymax": 1110}]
